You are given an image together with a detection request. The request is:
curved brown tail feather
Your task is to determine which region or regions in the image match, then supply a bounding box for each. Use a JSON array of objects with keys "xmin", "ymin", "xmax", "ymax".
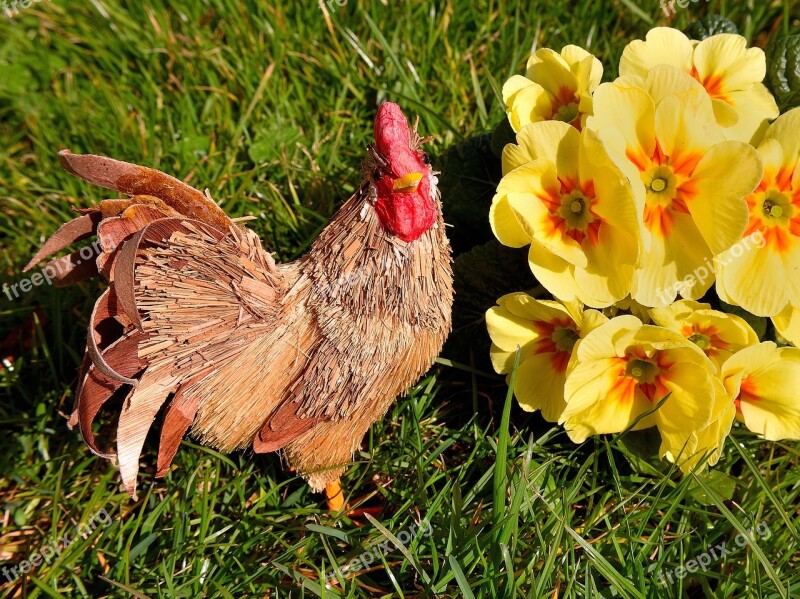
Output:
[
  {"xmin": 41, "ymin": 247, "xmax": 102, "ymax": 287},
  {"xmin": 86, "ymin": 289, "xmax": 138, "ymax": 385},
  {"xmin": 156, "ymin": 368, "xmax": 214, "ymax": 478},
  {"xmin": 117, "ymin": 368, "xmax": 180, "ymax": 499},
  {"xmin": 23, "ymin": 213, "xmax": 100, "ymax": 272},
  {"xmin": 58, "ymin": 151, "xmax": 231, "ymax": 231},
  {"xmin": 73, "ymin": 332, "xmax": 148, "ymax": 459}
]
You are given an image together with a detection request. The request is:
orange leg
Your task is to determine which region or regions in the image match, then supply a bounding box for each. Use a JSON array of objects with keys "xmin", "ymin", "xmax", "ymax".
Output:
[
  {"xmin": 325, "ymin": 478, "xmax": 345, "ymax": 511},
  {"xmin": 325, "ymin": 481, "xmax": 384, "ymax": 520}
]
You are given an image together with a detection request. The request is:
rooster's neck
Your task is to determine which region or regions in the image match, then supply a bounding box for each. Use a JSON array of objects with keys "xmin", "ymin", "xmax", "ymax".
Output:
[{"xmin": 302, "ymin": 183, "xmax": 452, "ymax": 326}]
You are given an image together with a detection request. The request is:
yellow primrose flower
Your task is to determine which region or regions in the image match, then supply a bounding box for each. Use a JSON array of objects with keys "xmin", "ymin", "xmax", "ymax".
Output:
[
  {"xmin": 486, "ymin": 293, "xmax": 607, "ymax": 421},
  {"xmin": 589, "ymin": 77, "xmax": 762, "ymax": 307},
  {"xmin": 649, "ymin": 300, "xmax": 759, "ymax": 370},
  {"xmin": 503, "ymin": 45, "xmax": 602, "ymax": 132},
  {"xmin": 661, "ymin": 378, "xmax": 735, "ymax": 474},
  {"xmin": 619, "ymin": 27, "xmax": 779, "ymax": 142},
  {"xmin": 721, "ymin": 342, "xmax": 800, "ymax": 440},
  {"xmin": 716, "ymin": 108, "xmax": 800, "ymax": 318},
  {"xmin": 490, "ymin": 121, "xmax": 641, "ymax": 307},
  {"xmin": 773, "ymin": 305, "xmax": 800, "ymax": 347},
  {"xmin": 560, "ymin": 315, "xmax": 716, "ymax": 446}
]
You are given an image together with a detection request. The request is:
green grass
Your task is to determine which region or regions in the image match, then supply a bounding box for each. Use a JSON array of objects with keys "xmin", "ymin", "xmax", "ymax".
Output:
[{"xmin": 1, "ymin": 0, "xmax": 799, "ymax": 596}]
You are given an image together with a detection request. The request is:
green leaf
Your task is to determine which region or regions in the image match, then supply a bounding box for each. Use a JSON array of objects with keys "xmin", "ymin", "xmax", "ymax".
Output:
[
  {"xmin": 683, "ymin": 15, "xmax": 738, "ymax": 40},
  {"xmin": 129, "ymin": 532, "xmax": 158, "ymax": 561},
  {"xmin": 306, "ymin": 523, "xmax": 350, "ymax": 543},
  {"xmin": 436, "ymin": 133, "xmax": 502, "ymax": 255},
  {"xmin": 689, "ymin": 470, "xmax": 737, "ymax": 504},
  {"xmin": 490, "ymin": 117, "xmax": 516, "ymax": 159},
  {"xmin": 766, "ymin": 34, "xmax": 800, "ymax": 111},
  {"xmin": 448, "ymin": 554, "xmax": 476, "ymax": 599},
  {"xmin": 442, "ymin": 240, "xmax": 537, "ymax": 367}
]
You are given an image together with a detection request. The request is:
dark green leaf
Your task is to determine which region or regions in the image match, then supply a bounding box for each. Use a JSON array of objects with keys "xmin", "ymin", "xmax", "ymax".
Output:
[
  {"xmin": 766, "ymin": 34, "xmax": 800, "ymax": 111},
  {"xmin": 683, "ymin": 15, "xmax": 738, "ymax": 40},
  {"xmin": 443, "ymin": 240, "xmax": 536, "ymax": 367},
  {"xmin": 437, "ymin": 133, "xmax": 502, "ymax": 255},
  {"xmin": 490, "ymin": 118, "xmax": 516, "ymax": 159}
]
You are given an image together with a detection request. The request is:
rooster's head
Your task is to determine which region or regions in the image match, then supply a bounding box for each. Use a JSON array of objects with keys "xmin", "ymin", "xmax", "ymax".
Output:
[{"xmin": 367, "ymin": 102, "xmax": 438, "ymax": 243}]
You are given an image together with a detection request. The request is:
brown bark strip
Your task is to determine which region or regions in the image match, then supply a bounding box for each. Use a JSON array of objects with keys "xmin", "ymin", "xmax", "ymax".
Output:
[
  {"xmin": 87, "ymin": 289, "xmax": 138, "ymax": 385},
  {"xmin": 97, "ymin": 205, "xmax": 176, "ymax": 254},
  {"xmin": 58, "ymin": 150, "xmax": 232, "ymax": 231},
  {"xmin": 42, "ymin": 247, "xmax": 101, "ymax": 287},
  {"xmin": 117, "ymin": 368, "xmax": 179, "ymax": 500},
  {"xmin": 253, "ymin": 401, "xmax": 323, "ymax": 453},
  {"xmin": 75, "ymin": 332, "xmax": 147, "ymax": 458},
  {"xmin": 23, "ymin": 213, "xmax": 100, "ymax": 272},
  {"xmin": 156, "ymin": 369, "xmax": 214, "ymax": 478},
  {"xmin": 69, "ymin": 352, "xmax": 93, "ymax": 429}
]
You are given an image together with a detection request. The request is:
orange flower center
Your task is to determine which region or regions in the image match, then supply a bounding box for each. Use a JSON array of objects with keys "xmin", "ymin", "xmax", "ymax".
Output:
[
  {"xmin": 532, "ymin": 316, "xmax": 579, "ymax": 372},
  {"xmin": 537, "ymin": 176, "xmax": 602, "ymax": 245},
  {"xmin": 743, "ymin": 163, "xmax": 800, "ymax": 254},
  {"xmin": 550, "ymin": 85, "xmax": 582, "ymax": 130},
  {"xmin": 681, "ymin": 323, "xmax": 729, "ymax": 358},
  {"xmin": 610, "ymin": 348, "xmax": 673, "ymax": 404},
  {"xmin": 627, "ymin": 141, "xmax": 701, "ymax": 237}
]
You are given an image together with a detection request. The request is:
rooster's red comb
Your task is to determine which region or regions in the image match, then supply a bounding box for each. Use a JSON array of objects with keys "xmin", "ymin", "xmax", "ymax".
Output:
[
  {"xmin": 374, "ymin": 102, "xmax": 423, "ymax": 180},
  {"xmin": 374, "ymin": 102, "xmax": 411, "ymax": 157}
]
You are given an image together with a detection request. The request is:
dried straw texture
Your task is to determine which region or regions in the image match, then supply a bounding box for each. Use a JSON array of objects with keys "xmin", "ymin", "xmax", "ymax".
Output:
[{"xmin": 29, "ymin": 153, "xmax": 453, "ymax": 497}]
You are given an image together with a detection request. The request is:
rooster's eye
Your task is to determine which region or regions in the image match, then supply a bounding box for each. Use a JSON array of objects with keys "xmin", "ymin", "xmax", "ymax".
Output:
[{"xmin": 421, "ymin": 152, "xmax": 430, "ymax": 165}]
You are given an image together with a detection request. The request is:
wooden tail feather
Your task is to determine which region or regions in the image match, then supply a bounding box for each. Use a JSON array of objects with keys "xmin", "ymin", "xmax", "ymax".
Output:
[
  {"xmin": 73, "ymin": 332, "xmax": 147, "ymax": 458},
  {"xmin": 58, "ymin": 150, "xmax": 232, "ymax": 231},
  {"xmin": 23, "ymin": 213, "xmax": 100, "ymax": 272}
]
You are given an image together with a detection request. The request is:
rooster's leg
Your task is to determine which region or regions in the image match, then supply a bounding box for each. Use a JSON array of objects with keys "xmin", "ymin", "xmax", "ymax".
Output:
[{"xmin": 325, "ymin": 479, "xmax": 345, "ymax": 511}]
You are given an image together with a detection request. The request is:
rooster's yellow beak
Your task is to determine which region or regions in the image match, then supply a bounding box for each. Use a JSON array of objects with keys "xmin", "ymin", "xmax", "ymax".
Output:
[{"xmin": 392, "ymin": 172, "xmax": 423, "ymax": 193}]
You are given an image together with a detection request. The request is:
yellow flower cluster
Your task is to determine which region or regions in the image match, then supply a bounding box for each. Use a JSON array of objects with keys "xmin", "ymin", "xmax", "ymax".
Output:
[{"xmin": 488, "ymin": 28, "xmax": 800, "ymax": 473}]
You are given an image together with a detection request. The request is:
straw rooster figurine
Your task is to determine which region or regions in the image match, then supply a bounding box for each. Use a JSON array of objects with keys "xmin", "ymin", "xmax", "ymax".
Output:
[{"xmin": 26, "ymin": 103, "xmax": 453, "ymax": 509}]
